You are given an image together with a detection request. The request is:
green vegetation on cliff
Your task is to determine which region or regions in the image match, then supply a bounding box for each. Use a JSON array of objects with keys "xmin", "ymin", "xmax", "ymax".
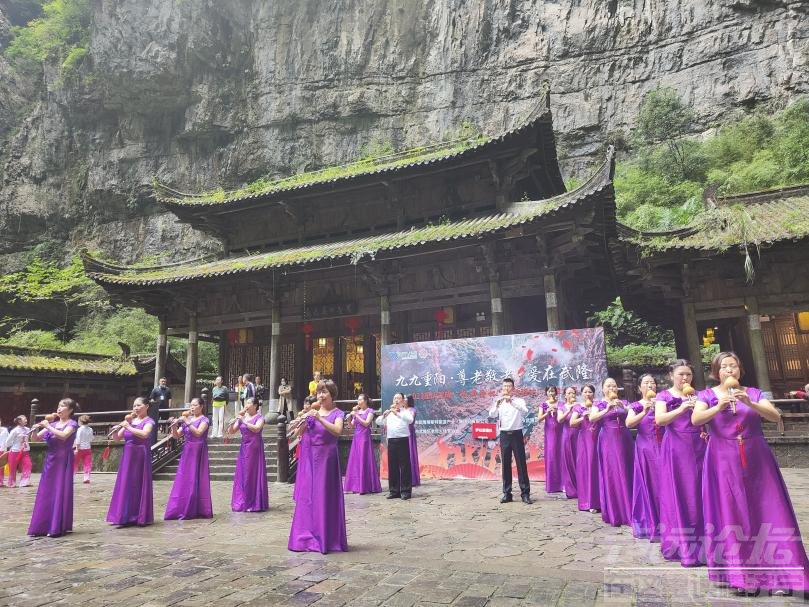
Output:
[
  {"xmin": 4, "ymin": 0, "xmax": 91, "ymax": 77},
  {"xmin": 616, "ymin": 88, "xmax": 809, "ymax": 230}
]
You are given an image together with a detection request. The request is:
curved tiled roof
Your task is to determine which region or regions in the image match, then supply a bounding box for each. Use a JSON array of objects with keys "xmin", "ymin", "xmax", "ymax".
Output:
[
  {"xmin": 155, "ymin": 90, "xmax": 554, "ymax": 209},
  {"xmin": 85, "ymin": 147, "xmax": 615, "ymax": 288},
  {"xmin": 0, "ymin": 346, "xmax": 138, "ymax": 376},
  {"xmin": 620, "ymin": 185, "xmax": 809, "ymax": 252}
]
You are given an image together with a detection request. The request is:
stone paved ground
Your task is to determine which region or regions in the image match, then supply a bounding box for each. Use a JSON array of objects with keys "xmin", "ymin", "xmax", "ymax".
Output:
[{"xmin": 1, "ymin": 470, "xmax": 809, "ymax": 607}]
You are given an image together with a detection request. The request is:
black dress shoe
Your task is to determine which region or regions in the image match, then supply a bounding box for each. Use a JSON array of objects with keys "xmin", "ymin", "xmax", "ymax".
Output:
[
  {"xmin": 387, "ymin": 494, "xmax": 400, "ymax": 499},
  {"xmin": 500, "ymin": 494, "xmax": 513, "ymax": 503},
  {"xmin": 401, "ymin": 494, "xmax": 411, "ymax": 500},
  {"xmin": 521, "ymin": 495, "xmax": 533, "ymax": 505}
]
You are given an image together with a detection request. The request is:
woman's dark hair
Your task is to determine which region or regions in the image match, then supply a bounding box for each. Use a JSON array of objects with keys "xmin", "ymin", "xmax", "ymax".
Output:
[
  {"xmin": 394, "ymin": 392, "xmax": 406, "ymax": 401},
  {"xmin": 502, "ymin": 377, "xmax": 515, "ymax": 386},
  {"xmin": 563, "ymin": 386, "xmax": 577, "ymax": 395},
  {"xmin": 317, "ymin": 379, "xmax": 339, "ymax": 400},
  {"xmin": 133, "ymin": 396, "xmax": 148, "ymax": 407},
  {"xmin": 406, "ymin": 395, "xmax": 415, "ymax": 407},
  {"xmin": 245, "ymin": 397, "xmax": 258, "ymax": 408},
  {"xmin": 59, "ymin": 398, "xmax": 79, "ymax": 416},
  {"xmin": 190, "ymin": 397, "xmax": 204, "ymax": 409},
  {"xmin": 545, "ymin": 385, "xmax": 558, "ymax": 395},
  {"xmin": 638, "ymin": 373, "xmax": 656, "ymax": 387},
  {"xmin": 14, "ymin": 415, "xmax": 26, "ymax": 425},
  {"xmin": 357, "ymin": 393, "xmax": 368, "ymax": 404},
  {"xmin": 78, "ymin": 415, "xmax": 91, "ymax": 424},
  {"xmin": 668, "ymin": 359, "xmax": 693, "ymax": 375},
  {"xmin": 709, "ymin": 351, "xmax": 744, "ymax": 381},
  {"xmin": 582, "ymin": 384, "xmax": 596, "ymax": 394}
]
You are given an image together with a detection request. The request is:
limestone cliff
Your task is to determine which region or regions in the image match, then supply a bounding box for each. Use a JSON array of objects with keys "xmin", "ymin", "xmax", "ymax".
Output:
[{"xmin": 0, "ymin": 0, "xmax": 806, "ymax": 264}]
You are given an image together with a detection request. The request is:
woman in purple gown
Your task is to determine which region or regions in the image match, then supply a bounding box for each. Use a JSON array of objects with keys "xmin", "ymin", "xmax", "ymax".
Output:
[
  {"xmin": 694, "ymin": 351, "xmax": 809, "ymax": 594},
  {"xmin": 28, "ymin": 398, "xmax": 79, "ymax": 537},
  {"xmin": 626, "ymin": 374, "xmax": 664, "ymax": 541},
  {"xmin": 230, "ymin": 397, "xmax": 268, "ymax": 513},
  {"xmin": 654, "ymin": 359, "xmax": 705, "ymax": 567},
  {"xmin": 590, "ymin": 377, "xmax": 634, "ymax": 527},
  {"xmin": 557, "ymin": 386, "xmax": 579, "ymax": 499},
  {"xmin": 165, "ymin": 398, "xmax": 213, "ymax": 520},
  {"xmin": 107, "ymin": 397, "xmax": 154, "ymax": 527},
  {"xmin": 538, "ymin": 385, "xmax": 563, "ymax": 494},
  {"xmin": 406, "ymin": 395, "xmax": 421, "ymax": 487},
  {"xmin": 344, "ymin": 394, "xmax": 381, "ymax": 494},
  {"xmin": 571, "ymin": 384, "xmax": 600, "ymax": 513},
  {"xmin": 289, "ymin": 380, "xmax": 348, "ymax": 554}
]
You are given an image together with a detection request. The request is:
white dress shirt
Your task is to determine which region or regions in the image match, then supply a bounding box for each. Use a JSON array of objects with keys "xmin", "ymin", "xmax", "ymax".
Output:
[
  {"xmin": 489, "ymin": 396, "xmax": 528, "ymax": 431},
  {"xmin": 378, "ymin": 408, "xmax": 414, "ymax": 439},
  {"xmin": 6, "ymin": 426, "xmax": 30, "ymax": 452},
  {"xmin": 75, "ymin": 425, "xmax": 94, "ymax": 450}
]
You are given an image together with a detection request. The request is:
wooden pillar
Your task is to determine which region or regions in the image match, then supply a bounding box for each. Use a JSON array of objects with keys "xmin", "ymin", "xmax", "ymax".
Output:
[
  {"xmin": 154, "ymin": 318, "xmax": 167, "ymax": 388},
  {"xmin": 29, "ymin": 398, "xmax": 39, "ymax": 425},
  {"xmin": 490, "ymin": 278, "xmax": 504, "ymax": 336},
  {"xmin": 184, "ymin": 313, "xmax": 198, "ymax": 403},
  {"xmin": 268, "ymin": 302, "xmax": 281, "ymax": 413},
  {"xmin": 364, "ymin": 333, "xmax": 376, "ymax": 399},
  {"xmin": 380, "ymin": 295, "xmax": 391, "ymax": 347},
  {"xmin": 745, "ymin": 297, "xmax": 772, "ymax": 395},
  {"xmin": 544, "ymin": 273, "xmax": 560, "ymax": 331},
  {"xmin": 277, "ymin": 416, "xmax": 289, "ymax": 483},
  {"xmin": 681, "ymin": 301, "xmax": 705, "ymax": 388}
]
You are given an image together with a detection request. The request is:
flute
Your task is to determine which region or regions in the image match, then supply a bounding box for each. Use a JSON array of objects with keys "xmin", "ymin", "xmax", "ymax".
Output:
[
  {"xmin": 106, "ymin": 414, "xmax": 134, "ymax": 438},
  {"xmin": 724, "ymin": 377, "xmax": 740, "ymax": 415},
  {"xmin": 167, "ymin": 410, "xmax": 192, "ymax": 429},
  {"xmin": 27, "ymin": 412, "xmax": 58, "ymax": 434}
]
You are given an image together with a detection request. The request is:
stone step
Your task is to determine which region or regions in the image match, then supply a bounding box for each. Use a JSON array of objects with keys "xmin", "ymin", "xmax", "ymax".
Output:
[{"xmin": 155, "ymin": 472, "xmax": 280, "ymax": 482}]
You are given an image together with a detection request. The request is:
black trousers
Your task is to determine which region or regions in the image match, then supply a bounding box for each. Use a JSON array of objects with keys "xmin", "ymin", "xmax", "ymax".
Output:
[
  {"xmin": 148, "ymin": 403, "xmax": 160, "ymax": 444},
  {"xmin": 387, "ymin": 437, "xmax": 412, "ymax": 497},
  {"xmin": 500, "ymin": 430, "xmax": 530, "ymax": 497}
]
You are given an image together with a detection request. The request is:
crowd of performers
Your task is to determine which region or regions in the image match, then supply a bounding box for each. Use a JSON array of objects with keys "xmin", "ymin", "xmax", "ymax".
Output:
[
  {"xmin": 525, "ymin": 352, "xmax": 809, "ymax": 595},
  {"xmin": 15, "ymin": 350, "xmax": 809, "ymax": 596}
]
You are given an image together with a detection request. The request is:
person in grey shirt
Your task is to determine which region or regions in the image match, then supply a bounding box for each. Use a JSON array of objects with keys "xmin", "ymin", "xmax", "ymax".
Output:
[{"xmin": 489, "ymin": 377, "xmax": 531, "ymax": 504}]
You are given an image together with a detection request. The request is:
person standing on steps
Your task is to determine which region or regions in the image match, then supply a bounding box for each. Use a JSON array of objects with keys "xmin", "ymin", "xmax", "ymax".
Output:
[
  {"xmin": 489, "ymin": 377, "xmax": 531, "ymax": 505},
  {"xmin": 149, "ymin": 377, "xmax": 172, "ymax": 444}
]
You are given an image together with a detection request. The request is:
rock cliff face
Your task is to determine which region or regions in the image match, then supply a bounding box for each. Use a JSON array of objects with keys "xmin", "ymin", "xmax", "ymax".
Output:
[{"xmin": 0, "ymin": 0, "xmax": 806, "ymax": 264}]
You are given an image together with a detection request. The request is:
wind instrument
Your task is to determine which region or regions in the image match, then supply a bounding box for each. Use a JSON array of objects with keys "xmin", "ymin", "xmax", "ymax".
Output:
[{"xmin": 724, "ymin": 376, "xmax": 740, "ymax": 415}]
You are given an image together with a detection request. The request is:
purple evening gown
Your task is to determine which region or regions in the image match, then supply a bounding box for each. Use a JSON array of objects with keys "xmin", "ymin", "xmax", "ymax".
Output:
[
  {"xmin": 657, "ymin": 390, "xmax": 706, "ymax": 566},
  {"xmin": 408, "ymin": 408, "xmax": 421, "ymax": 487},
  {"xmin": 106, "ymin": 417, "xmax": 154, "ymax": 526},
  {"xmin": 596, "ymin": 400, "xmax": 634, "ymax": 527},
  {"xmin": 630, "ymin": 401, "xmax": 665, "ymax": 541},
  {"xmin": 288, "ymin": 408, "xmax": 348, "ymax": 554},
  {"xmin": 231, "ymin": 414, "xmax": 269, "ymax": 512},
  {"xmin": 293, "ymin": 429, "xmax": 309, "ymax": 502},
  {"xmin": 559, "ymin": 404, "xmax": 579, "ymax": 499},
  {"xmin": 344, "ymin": 409, "xmax": 382, "ymax": 494},
  {"xmin": 165, "ymin": 416, "xmax": 213, "ymax": 520},
  {"xmin": 28, "ymin": 419, "xmax": 78, "ymax": 537},
  {"xmin": 701, "ymin": 387, "xmax": 809, "ymax": 592},
  {"xmin": 576, "ymin": 405, "xmax": 601, "ymax": 512},
  {"xmin": 541, "ymin": 401, "xmax": 563, "ymax": 493}
]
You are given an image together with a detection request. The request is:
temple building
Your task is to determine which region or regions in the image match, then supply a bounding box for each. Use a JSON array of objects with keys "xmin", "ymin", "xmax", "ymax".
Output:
[{"xmin": 84, "ymin": 90, "xmax": 809, "ymax": 404}]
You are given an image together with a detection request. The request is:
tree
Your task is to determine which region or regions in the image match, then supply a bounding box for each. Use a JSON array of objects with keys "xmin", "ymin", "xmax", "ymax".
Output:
[
  {"xmin": 0, "ymin": 256, "xmax": 103, "ymax": 340},
  {"xmin": 635, "ymin": 87, "xmax": 698, "ymax": 181}
]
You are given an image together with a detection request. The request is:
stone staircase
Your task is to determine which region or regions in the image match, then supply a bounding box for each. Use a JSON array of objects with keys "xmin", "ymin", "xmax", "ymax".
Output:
[{"xmin": 153, "ymin": 433, "xmax": 280, "ymax": 482}]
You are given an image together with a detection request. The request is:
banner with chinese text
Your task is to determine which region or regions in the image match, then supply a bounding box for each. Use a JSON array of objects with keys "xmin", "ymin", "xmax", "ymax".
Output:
[{"xmin": 380, "ymin": 328, "xmax": 607, "ymax": 480}]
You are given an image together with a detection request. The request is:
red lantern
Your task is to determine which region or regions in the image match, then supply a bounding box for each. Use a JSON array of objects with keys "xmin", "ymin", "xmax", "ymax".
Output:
[
  {"xmin": 302, "ymin": 322, "xmax": 314, "ymax": 351},
  {"xmin": 227, "ymin": 329, "xmax": 239, "ymax": 345},
  {"xmin": 345, "ymin": 317, "xmax": 360, "ymax": 335},
  {"xmin": 433, "ymin": 308, "xmax": 448, "ymax": 332}
]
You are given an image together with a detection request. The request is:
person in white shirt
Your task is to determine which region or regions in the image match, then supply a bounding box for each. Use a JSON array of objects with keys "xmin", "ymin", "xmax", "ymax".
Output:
[
  {"xmin": 378, "ymin": 392, "xmax": 415, "ymax": 500},
  {"xmin": 73, "ymin": 415, "xmax": 94, "ymax": 483},
  {"xmin": 0, "ymin": 418, "xmax": 8, "ymax": 487},
  {"xmin": 6, "ymin": 415, "xmax": 33, "ymax": 488},
  {"xmin": 489, "ymin": 377, "xmax": 532, "ymax": 504}
]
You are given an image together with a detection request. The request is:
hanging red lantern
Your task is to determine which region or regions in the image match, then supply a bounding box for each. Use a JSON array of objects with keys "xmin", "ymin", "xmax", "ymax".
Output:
[
  {"xmin": 227, "ymin": 329, "xmax": 239, "ymax": 345},
  {"xmin": 302, "ymin": 322, "xmax": 314, "ymax": 351},
  {"xmin": 433, "ymin": 308, "xmax": 448, "ymax": 332},
  {"xmin": 345, "ymin": 317, "xmax": 360, "ymax": 335}
]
